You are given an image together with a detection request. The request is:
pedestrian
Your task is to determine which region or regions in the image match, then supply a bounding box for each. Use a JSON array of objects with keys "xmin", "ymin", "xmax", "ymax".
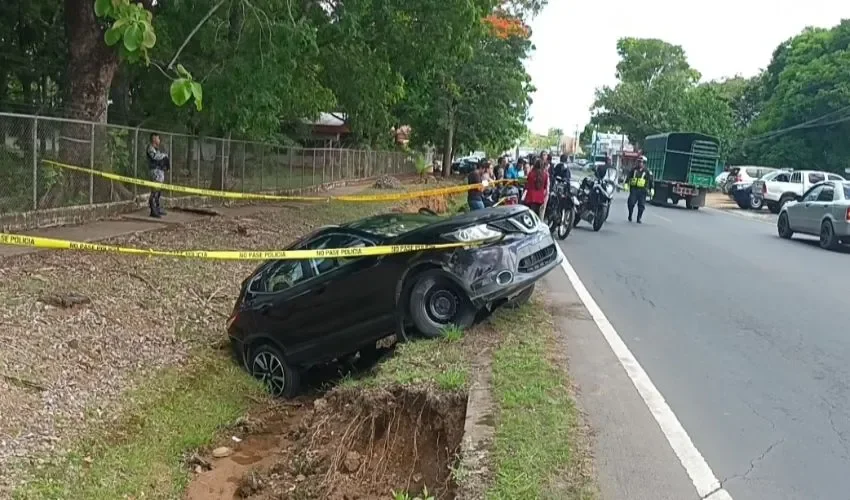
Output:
[
  {"xmin": 626, "ymin": 155, "xmax": 653, "ymax": 223},
  {"xmin": 523, "ymin": 158, "xmax": 549, "ymax": 218},
  {"xmin": 495, "ymin": 156, "xmax": 508, "ymax": 180},
  {"xmin": 146, "ymin": 133, "xmax": 171, "ymax": 218},
  {"xmin": 467, "ymin": 161, "xmax": 489, "ymax": 211},
  {"xmin": 505, "ymin": 159, "xmax": 520, "ymax": 180}
]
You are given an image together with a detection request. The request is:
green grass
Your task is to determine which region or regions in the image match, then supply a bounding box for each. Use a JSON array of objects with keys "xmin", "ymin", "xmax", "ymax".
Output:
[
  {"xmin": 486, "ymin": 302, "xmax": 597, "ymax": 500},
  {"xmin": 14, "ymin": 353, "xmax": 267, "ymax": 500},
  {"xmin": 341, "ymin": 334, "xmax": 468, "ymax": 391}
]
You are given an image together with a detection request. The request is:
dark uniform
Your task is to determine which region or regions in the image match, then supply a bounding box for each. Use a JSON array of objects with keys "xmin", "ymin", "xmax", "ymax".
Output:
[
  {"xmin": 146, "ymin": 139, "xmax": 171, "ymax": 217},
  {"xmin": 626, "ymin": 165, "xmax": 653, "ymax": 223}
]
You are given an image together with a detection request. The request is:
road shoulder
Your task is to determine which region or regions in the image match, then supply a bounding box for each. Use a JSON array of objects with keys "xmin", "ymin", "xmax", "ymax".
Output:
[{"xmin": 542, "ymin": 274, "xmax": 700, "ymax": 500}]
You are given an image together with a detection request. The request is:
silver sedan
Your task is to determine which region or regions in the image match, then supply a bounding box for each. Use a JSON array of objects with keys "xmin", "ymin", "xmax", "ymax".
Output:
[{"xmin": 777, "ymin": 181, "xmax": 850, "ymax": 250}]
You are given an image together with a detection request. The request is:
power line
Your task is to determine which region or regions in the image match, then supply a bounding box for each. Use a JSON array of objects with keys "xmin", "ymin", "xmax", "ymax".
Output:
[{"xmin": 741, "ymin": 104, "xmax": 850, "ymax": 144}]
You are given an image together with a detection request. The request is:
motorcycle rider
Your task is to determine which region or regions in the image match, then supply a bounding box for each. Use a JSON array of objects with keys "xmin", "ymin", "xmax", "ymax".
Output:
[
  {"xmin": 626, "ymin": 155, "xmax": 653, "ymax": 223},
  {"xmin": 553, "ymin": 153, "xmax": 571, "ymax": 183}
]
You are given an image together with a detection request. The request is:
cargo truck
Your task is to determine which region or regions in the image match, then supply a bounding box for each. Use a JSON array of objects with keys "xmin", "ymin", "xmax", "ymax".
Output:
[{"xmin": 643, "ymin": 132, "xmax": 721, "ymax": 210}]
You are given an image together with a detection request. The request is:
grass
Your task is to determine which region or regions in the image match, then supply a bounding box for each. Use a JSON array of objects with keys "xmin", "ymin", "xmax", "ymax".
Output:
[
  {"xmin": 340, "ymin": 327, "xmax": 469, "ymax": 391},
  {"xmin": 13, "ymin": 352, "xmax": 267, "ymax": 500},
  {"xmin": 486, "ymin": 301, "xmax": 597, "ymax": 500}
]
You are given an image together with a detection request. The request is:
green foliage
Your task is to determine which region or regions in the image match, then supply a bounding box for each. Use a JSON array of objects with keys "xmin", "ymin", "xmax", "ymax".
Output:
[
  {"xmin": 391, "ymin": 486, "xmax": 435, "ymax": 500},
  {"xmin": 590, "ymin": 37, "xmax": 735, "ymax": 150}
]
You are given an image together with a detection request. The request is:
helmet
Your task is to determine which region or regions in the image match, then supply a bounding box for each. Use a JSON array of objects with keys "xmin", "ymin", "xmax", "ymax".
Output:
[{"xmin": 639, "ymin": 155, "xmax": 647, "ymax": 162}]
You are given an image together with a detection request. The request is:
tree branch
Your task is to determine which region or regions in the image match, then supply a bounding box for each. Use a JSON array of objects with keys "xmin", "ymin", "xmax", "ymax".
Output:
[{"xmin": 167, "ymin": 0, "xmax": 229, "ymax": 71}]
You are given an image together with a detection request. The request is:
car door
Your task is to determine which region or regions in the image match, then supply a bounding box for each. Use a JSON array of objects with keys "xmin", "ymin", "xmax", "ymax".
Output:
[
  {"xmin": 243, "ymin": 259, "xmax": 316, "ymax": 350},
  {"xmin": 288, "ymin": 233, "xmax": 395, "ymax": 363},
  {"xmin": 814, "ymin": 183, "xmax": 836, "ymax": 228},
  {"xmin": 796, "ymin": 185, "xmax": 824, "ymax": 234}
]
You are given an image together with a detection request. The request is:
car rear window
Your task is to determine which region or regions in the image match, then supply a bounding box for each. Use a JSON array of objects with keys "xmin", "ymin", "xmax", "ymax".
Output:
[
  {"xmin": 844, "ymin": 184, "xmax": 850, "ymax": 199},
  {"xmin": 745, "ymin": 168, "xmax": 763, "ymax": 178},
  {"xmin": 808, "ymin": 172, "xmax": 826, "ymax": 184}
]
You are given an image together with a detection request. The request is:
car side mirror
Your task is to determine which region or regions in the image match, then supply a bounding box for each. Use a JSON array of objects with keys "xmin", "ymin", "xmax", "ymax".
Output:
[{"xmin": 795, "ymin": 195, "xmax": 803, "ymax": 202}]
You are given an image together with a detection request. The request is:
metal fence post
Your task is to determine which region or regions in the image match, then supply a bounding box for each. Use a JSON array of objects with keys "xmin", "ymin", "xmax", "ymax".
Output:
[
  {"xmin": 241, "ymin": 142, "xmax": 246, "ymax": 192},
  {"xmin": 288, "ymin": 147, "xmax": 294, "ymax": 190},
  {"xmin": 133, "ymin": 128, "xmax": 139, "ymax": 198},
  {"xmin": 196, "ymin": 137, "xmax": 202, "ymax": 188},
  {"xmin": 32, "ymin": 117, "xmax": 38, "ymax": 210},
  {"xmin": 311, "ymin": 149, "xmax": 316, "ymax": 187},
  {"xmin": 221, "ymin": 138, "xmax": 226, "ymax": 190},
  {"xmin": 168, "ymin": 134, "xmax": 174, "ymax": 184},
  {"xmin": 260, "ymin": 143, "xmax": 266, "ymax": 192},
  {"xmin": 89, "ymin": 123, "xmax": 95, "ymax": 204}
]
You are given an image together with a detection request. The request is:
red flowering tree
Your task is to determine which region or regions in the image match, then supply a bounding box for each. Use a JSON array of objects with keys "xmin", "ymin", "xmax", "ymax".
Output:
[{"xmin": 483, "ymin": 14, "xmax": 530, "ymax": 40}]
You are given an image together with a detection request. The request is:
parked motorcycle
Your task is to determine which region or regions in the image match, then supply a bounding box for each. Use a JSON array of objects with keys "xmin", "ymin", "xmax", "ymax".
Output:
[
  {"xmin": 544, "ymin": 178, "xmax": 576, "ymax": 240},
  {"xmin": 573, "ymin": 171, "xmax": 615, "ymax": 231}
]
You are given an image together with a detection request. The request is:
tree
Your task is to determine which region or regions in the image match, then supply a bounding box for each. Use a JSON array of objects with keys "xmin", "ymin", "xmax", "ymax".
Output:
[
  {"xmin": 590, "ymin": 37, "xmax": 734, "ymax": 149},
  {"xmin": 740, "ymin": 22, "xmax": 850, "ymax": 172}
]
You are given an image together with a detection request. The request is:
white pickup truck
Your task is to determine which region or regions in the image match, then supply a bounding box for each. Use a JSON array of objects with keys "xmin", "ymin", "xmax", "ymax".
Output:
[{"xmin": 752, "ymin": 170, "xmax": 845, "ymax": 213}]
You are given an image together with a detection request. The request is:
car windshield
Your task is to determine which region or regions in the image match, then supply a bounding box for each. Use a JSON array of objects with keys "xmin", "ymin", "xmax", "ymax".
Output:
[{"xmin": 345, "ymin": 213, "xmax": 438, "ymax": 238}]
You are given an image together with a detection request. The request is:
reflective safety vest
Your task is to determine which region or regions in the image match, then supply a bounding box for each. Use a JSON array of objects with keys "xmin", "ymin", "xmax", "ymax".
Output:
[{"xmin": 630, "ymin": 170, "xmax": 648, "ymax": 188}]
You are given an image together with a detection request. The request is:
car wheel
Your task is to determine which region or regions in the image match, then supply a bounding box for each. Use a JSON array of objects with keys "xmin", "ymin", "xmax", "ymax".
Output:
[
  {"xmin": 686, "ymin": 197, "xmax": 699, "ymax": 210},
  {"xmin": 408, "ymin": 271, "xmax": 475, "ymax": 338},
  {"xmin": 820, "ymin": 220, "xmax": 840, "ymax": 250},
  {"xmin": 505, "ymin": 284, "xmax": 534, "ymax": 309},
  {"xmin": 777, "ymin": 212, "xmax": 794, "ymax": 239},
  {"xmin": 767, "ymin": 202, "xmax": 779, "ymax": 214},
  {"xmin": 749, "ymin": 195, "xmax": 763, "ymax": 210},
  {"xmin": 249, "ymin": 344, "xmax": 300, "ymax": 398}
]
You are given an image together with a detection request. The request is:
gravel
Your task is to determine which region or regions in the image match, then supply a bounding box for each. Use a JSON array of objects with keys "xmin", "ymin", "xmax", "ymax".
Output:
[{"xmin": 0, "ymin": 197, "xmax": 387, "ymax": 495}]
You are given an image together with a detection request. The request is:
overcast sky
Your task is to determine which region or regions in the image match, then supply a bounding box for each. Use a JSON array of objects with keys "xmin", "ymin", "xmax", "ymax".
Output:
[{"xmin": 525, "ymin": 1, "xmax": 850, "ymax": 135}]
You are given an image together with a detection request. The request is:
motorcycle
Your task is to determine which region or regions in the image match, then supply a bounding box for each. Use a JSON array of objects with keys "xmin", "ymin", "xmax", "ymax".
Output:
[
  {"xmin": 544, "ymin": 178, "xmax": 576, "ymax": 240},
  {"xmin": 573, "ymin": 168, "xmax": 616, "ymax": 231}
]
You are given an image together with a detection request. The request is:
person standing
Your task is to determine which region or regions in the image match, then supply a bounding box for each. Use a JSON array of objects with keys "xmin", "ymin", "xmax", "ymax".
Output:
[
  {"xmin": 626, "ymin": 155, "xmax": 653, "ymax": 223},
  {"xmin": 523, "ymin": 158, "xmax": 549, "ymax": 217},
  {"xmin": 467, "ymin": 161, "xmax": 489, "ymax": 211},
  {"xmin": 146, "ymin": 133, "xmax": 171, "ymax": 218}
]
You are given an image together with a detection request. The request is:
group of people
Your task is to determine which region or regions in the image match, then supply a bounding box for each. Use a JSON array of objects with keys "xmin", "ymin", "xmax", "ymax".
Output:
[{"xmin": 466, "ymin": 151, "xmax": 654, "ymax": 224}]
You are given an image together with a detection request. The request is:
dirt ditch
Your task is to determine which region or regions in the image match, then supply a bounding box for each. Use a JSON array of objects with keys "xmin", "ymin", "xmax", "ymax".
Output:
[{"xmin": 187, "ymin": 386, "xmax": 467, "ymax": 500}]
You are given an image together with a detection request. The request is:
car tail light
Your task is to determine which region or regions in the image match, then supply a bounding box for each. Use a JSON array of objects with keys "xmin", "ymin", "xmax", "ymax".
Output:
[
  {"xmin": 762, "ymin": 183, "xmax": 767, "ymax": 194},
  {"xmin": 846, "ymin": 207, "xmax": 850, "ymax": 221},
  {"xmin": 736, "ymin": 175, "xmax": 742, "ymax": 182}
]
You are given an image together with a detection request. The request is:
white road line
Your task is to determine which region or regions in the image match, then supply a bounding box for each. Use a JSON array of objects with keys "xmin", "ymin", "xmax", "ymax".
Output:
[
  {"xmin": 556, "ymin": 246, "xmax": 733, "ymax": 500},
  {"xmin": 653, "ymin": 213, "xmax": 672, "ymax": 223}
]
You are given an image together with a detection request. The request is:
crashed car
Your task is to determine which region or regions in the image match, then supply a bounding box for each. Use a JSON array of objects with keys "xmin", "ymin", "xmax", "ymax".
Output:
[{"xmin": 227, "ymin": 205, "xmax": 563, "ymax": 397}]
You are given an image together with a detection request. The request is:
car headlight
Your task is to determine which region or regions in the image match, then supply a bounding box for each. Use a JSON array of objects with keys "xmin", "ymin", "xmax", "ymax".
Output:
[{"xmin": 443, "ymin": 224, "xmax": 503, "ymax": 243}]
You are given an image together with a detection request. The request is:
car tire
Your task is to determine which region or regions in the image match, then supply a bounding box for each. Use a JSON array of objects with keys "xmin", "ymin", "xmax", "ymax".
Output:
[
  {"xmin": 820, "ymin": 220, "xmax": 840, "ymax": 250},
  {"xmin": 750, "ymin": 195, "xmax": 763, "ymax": 210},
  {"xmin": 505, "ymin": 284, "xmax": 534, "ymax": 309},
  {"xmin": 408, "ymin": 271, "xmax": 476, "ymax": 338},
  {"xmin": 767, "ymin": 202, "xmax": 779, "ymax": 214},
  {"xmin": 248, "ymin": 343, "xmax": 300, "ymax": 398},
  {"xmin": 777, "ymin": 212, "xmax": 794, "ymax": 239}
]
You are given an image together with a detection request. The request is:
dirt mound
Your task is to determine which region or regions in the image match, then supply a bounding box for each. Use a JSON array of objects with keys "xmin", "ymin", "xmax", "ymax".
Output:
[
  {"xmin": 189, "ymin": 387, "xmax": 466, "ymax": 500},
  {"xmin": 393, "ymin": 195, "xmax": 449, "ymax": 215},
  {"xmin": 374, "ymin": 175, "xmax": 403, "ymax": 189}
]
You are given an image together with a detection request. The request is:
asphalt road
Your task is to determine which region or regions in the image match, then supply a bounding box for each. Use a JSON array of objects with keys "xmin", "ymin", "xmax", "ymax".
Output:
[{"xmin": 559, "ymin": 192, "xmax": 850, "ymax": 500}]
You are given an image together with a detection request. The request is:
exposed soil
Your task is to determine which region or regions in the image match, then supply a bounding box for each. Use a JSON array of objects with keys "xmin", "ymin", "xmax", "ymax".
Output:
[{"xmin": 187, "ymin": 387, "xmax": 467, "ymax": 500}]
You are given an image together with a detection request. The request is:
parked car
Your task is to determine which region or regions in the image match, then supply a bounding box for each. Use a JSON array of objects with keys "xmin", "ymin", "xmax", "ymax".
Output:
[
  {"xmin": 735, "ymin": 170, "xmax": 790, "ymax": 210},
  {"xmin": 756, "ymin": 170, "xmax": 845, "ymax": 213},
  {"xmin": 777, "ymin": 181, "xmax": 850, "ymax": 250},
  {"xmin": 723, "ymin": 166, "xmax": 779, "ymax": 197},
  {"xmin": 227, "ymin": 206, "xmax": 562, "ymax": 397},
  {"xmin": 451, "ymin": 157, "xmax": 479, "ymax": 175}
]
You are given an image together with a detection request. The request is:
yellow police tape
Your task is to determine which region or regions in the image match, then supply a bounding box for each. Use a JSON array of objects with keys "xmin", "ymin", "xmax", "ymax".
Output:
[
  {"xmin": 42, "ymin": 160, "xmax": 483, "ymax": 203},
  {"xmin": 0, "ymin": 232, "xmax": 479, "ymax": 260}
]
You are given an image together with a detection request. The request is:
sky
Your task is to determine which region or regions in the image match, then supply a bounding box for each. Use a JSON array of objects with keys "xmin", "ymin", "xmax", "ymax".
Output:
[{"xmin": 525, "ymin": 0, "xmax": 850, "ymax": 136}]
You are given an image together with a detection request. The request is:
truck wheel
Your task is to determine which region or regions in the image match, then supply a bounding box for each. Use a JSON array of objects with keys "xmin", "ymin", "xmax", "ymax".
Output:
[
  {"xmin": 778, "ymin": 194, "xmax": 795, "ymax": 211},
  {"xmin": 670, "ymin": 195, "xmax": 680, "ymax": 206},
  {"xmin": 686, "ymin": 197, "xmax": 699, "ymax": 210},
  {"xmin": 749, "ymin": 195, "xmax": 763, "ymax": 210},
  {"xmin": 767, "ymin": 202, "xmax": 779, "ymax": 214}
]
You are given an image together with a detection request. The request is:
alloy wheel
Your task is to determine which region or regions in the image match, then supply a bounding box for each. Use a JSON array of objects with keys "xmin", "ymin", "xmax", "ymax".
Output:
[{"xmin": 251, "ymin": 351, "xmax": 287, "ymax": 396}]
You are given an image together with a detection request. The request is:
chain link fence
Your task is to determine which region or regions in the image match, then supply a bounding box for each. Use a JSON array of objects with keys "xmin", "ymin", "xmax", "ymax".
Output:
[{"xmin": 0, "ymin": 112, "xmax": 413, "ymax": 214}]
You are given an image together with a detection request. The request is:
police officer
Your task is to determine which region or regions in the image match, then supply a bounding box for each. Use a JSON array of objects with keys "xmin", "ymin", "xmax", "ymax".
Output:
[
  {"xmin": 626, "ymin": 155, "xmax": 653, "ymax": 223},
  {"xmin": 146, "ymin": 133, "xmax": 171, "ymax": 218}
]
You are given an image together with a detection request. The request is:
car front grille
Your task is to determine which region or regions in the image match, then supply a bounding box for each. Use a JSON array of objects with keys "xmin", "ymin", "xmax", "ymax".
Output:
[{"xmin": 518, "ymin": 244, "xmax": 557, "ymax": 273}]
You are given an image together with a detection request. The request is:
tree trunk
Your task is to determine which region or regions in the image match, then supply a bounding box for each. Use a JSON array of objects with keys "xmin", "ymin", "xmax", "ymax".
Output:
[
  {"xmin": 441, "ymin": 107, "xmax": 454, "ymax": 178},
  {"xmin": 42, "ymin": 0, "xmax": 123, "ymax": 208}
]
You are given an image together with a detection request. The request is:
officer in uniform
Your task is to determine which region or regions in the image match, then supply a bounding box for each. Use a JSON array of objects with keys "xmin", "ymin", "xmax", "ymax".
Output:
[{"xmin": 626, "ymin": 155, "xmax": 653, "ymax": 223}]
